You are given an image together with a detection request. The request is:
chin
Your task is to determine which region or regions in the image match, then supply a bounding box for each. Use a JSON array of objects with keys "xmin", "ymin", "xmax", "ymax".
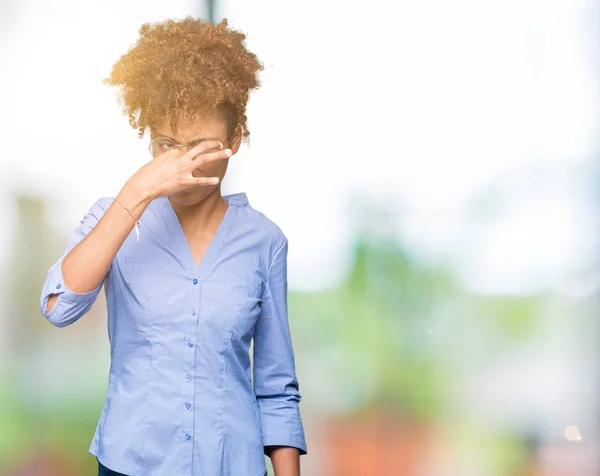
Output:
[{"xmin": 169, "ymin": 187, "xmax": 216, "ymax": 207}]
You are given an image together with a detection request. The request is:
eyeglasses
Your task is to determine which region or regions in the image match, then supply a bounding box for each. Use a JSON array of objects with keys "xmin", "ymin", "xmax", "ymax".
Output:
[{"xmin": 148, "ymin": 132, "xmax": 234, "ymax": 158}]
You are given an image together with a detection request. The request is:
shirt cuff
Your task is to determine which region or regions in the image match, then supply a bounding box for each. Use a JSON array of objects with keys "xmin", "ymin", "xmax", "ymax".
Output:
[
  {"xmin": 262, "ymin": 434, "xmax": 307, "ymax": 456},
  {"xmin": 41, "ymin": 263, "xmax": 103, "ymax": 324}
]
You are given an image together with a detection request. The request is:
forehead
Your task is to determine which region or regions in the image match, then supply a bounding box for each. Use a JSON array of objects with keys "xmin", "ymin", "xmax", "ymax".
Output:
[{"xmin": 153, "ymin": 113, "xmax": 228, "ymax": 140}]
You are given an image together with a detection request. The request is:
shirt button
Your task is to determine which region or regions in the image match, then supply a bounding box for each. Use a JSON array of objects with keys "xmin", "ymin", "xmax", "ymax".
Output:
[
  {"xmin": 193, "ymin": 278, "xmax": 198, "ymax": 285},
  {"xmin": 185, "ymin": 434, "xmax": 191, "ymax": 441},
  {"xmin": 56, "ymin": 284, "xmax": 62, "ymax": 290},
  {"xmin": 187, "ymin": 342, "xmax": 194, "ymax": 348},
  {"xmin": 185, "ymin": 373, "xmax": 192, "ymax": 380},
  {"xmin": 185, "ymin": 402, "xmax": 191, "ymax": 410},
  {"xmin": 191, "ymin": 309, "xmax": 197, "ymax": 316}
]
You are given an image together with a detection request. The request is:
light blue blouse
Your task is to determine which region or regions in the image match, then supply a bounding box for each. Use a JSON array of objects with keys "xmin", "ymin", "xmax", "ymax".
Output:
[{"xmin": 40, "ymin": 192, "xmax": 307, "ymax": 476}]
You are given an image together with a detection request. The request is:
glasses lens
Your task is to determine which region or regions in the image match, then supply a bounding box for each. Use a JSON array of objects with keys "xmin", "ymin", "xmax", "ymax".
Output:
[{"xmin": 152, "ymin": 138, "xmax": 177, "ymax": 156}]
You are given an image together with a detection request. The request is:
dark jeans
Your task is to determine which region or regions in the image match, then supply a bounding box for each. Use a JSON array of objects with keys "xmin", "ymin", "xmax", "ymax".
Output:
[
  {"xmin": 98, "ymin": 459, "xmax": 129, "ymax": 476},
  {"xmin": 98, "ymin": 458, "xmax": 266, "ymax": 475}
]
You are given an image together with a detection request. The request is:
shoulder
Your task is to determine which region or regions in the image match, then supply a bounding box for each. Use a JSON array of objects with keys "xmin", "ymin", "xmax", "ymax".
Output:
[
  {"xmin": 247, "ymin": 208, "xmax": 286, "ymax": 243},
  {"xmin": 227, "ymin": 192, "xmax": 288, "ymax": 258},
  {"xmin": 95, "ymin": 196, "xmax": 115, "ymax": 211},
  {"xmin": 78, "ymin": 196, "xmax": 114, "ymax": 223}
]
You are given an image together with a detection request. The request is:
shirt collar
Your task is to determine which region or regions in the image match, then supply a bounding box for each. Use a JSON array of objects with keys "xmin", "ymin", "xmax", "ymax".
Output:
[{"xmin": 224, "ymin": 192, "xmax": 249, "ymax": 206}]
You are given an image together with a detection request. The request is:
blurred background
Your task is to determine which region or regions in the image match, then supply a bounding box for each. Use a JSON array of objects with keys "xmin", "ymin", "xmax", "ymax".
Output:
[{"xmin": 1, "ymin": 0, "xmax": 599, "ymax": 474}]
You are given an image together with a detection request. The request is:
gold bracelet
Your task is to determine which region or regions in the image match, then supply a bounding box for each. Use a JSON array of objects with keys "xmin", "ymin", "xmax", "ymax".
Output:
[{"xmin": 114, "ymin": 197, "xmax": 141, "ymax": 242}]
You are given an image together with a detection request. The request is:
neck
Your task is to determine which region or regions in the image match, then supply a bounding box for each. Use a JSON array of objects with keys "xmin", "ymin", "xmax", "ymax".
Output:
[{"xmin": 168, "ymin": 188, "xmax": 228, "ymax": 231}]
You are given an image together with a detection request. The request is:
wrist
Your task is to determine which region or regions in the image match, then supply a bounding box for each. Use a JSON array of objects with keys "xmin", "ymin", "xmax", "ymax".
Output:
[
  {"xmin": 120, "ymin": 178, "xmax": 154, "ymax": 207},
  {"xmin": 117, "ymin": 182, "xmax": 154, "ymax": 221}
]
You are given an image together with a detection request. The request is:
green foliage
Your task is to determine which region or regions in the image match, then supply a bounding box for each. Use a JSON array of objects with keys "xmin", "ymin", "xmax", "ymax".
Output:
[
  {"xmin": 473, "ymin": 295, "xmax": 544, "ymax": 341},
  {"xmin": 0, "ymin": 367, "xmax": 102, "ymax": 474},
  {"xmin": 289, "ymin": 236, "xmax": 454, "ymax": 420},
  {"xmin": 289, "ymin": 232, "xmax": 542, "ymax": 422}
]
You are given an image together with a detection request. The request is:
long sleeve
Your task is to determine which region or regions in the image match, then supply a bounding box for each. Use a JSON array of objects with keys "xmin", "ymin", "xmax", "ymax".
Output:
[
  {"xmin": 252, "ymin": 237, "xmax": 307, "ymax": 455},
  {"xmin": 40, "ymin": 197, "xmax": 111, "ymax": 327}
]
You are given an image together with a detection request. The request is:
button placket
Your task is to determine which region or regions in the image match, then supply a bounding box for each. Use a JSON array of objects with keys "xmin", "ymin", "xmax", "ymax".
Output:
[{"xmin": 182, "ymin": 277, "xmax": 200, "ymax": 446}]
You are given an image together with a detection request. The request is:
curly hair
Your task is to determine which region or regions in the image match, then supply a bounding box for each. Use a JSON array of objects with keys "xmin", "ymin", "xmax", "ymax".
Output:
[{"xmin": 104, "ymin": 17, "xmax": 263, "ymax": 140}]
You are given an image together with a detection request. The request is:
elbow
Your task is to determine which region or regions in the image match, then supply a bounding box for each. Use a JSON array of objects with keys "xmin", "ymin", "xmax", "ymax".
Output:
[
  {"xmin": 43, "ymin": 293, "xmax": 59, "ymax": 316},
  {"xmin": 40, "ymin": 296, "xmax": 85, "ymax": 328},
  {"xmin": 41, "ymin": 304, "xmax": 70, "ymax": 328},
  {"xmin": 46, "ymin": 317, "xmax": 71, "ymax": 328},
  {"xmin": 43, "ymin": 310, "xmax": 81, "ymax": 328},
  {"xmin": 256, "ymin": 383, "xmax": 302, "ymax": 404},
  {"xmin": 253, "ymin": 367, "xmax": 302, "ymax": 403},
  {"xmin": 256, "ymin": 393, "xmax": 302, "ymax": 406},
  {"xmin": 41, "ymin": 294, "xmax": 62, "ymax": 326}
]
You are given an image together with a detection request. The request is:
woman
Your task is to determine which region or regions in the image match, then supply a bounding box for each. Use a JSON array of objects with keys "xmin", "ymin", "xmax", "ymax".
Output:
[{"xmin": 40, "ymin": 17, "xmax": 307, "ymax": 476}]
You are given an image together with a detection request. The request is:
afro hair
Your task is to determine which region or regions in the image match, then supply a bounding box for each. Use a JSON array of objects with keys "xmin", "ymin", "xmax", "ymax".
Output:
[{"xmin": 104, "ymin": 17, "xmax": 264, "ymax": 140}]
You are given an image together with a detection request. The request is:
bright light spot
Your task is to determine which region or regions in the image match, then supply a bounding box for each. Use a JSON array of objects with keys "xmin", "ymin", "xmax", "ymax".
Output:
[{"xmin": 564, "ymin": 425, "xmax": 583, "ymax": 442}]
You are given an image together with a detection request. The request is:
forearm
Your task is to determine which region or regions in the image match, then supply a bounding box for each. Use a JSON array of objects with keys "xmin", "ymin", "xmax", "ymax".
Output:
[
  {"xmin": 45, "ymin": 182, "xmax": 151, "ymax": 313},
  {"xmin": 267, "ymin": 446, "xmax": 300, "ymax": 476}
]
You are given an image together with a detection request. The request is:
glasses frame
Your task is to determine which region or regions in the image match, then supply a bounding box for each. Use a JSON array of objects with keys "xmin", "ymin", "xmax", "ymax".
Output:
[{"xmin": 148, "ymin": 130, "xmax": 236, "ymax": 158}]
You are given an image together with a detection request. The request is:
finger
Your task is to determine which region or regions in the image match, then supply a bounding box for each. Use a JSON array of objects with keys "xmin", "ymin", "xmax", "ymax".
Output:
[
  {"xmin": 184, "ymin": 139, "xmax": 223, "ymax": 160},
  {"xmin": 189, "ymin": 148, "xmax": 232, "ymax": 170},
  {"xmin": 198, "ymin": 147, "xmax": 232, "ymax": 161},
  {"xmin": 184, "ymin": 176, "xmax": 220, "ymax": 186},
  {"xmin": 153, "ymin": 147, "xmax": 182, "ymax": 162}
]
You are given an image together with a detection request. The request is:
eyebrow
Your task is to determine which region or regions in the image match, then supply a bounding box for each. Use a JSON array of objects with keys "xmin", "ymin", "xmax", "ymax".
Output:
[{"xmin": 153, "ymin": 132, "xmax": 214, "ymax": 143}]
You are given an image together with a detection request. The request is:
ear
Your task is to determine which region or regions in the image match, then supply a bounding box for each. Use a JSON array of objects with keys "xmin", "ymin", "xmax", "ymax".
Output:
[{"xmin": 229, "ymin": 125, "xmax": 243, "ymax": 155}]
